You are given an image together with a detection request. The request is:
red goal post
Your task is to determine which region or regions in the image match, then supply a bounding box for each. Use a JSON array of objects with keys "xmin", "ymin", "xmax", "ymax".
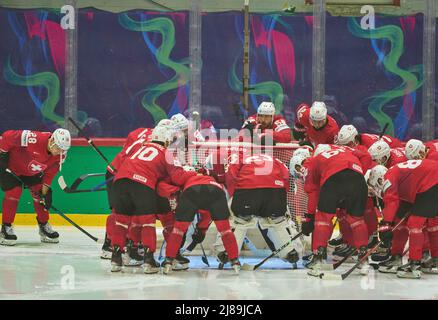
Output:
[{"xmin": 177, "ymin": 140, "xmax": 308, "ymax": 231}]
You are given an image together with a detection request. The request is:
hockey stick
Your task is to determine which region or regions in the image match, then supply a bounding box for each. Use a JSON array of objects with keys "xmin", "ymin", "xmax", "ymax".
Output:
[
  {"xmin": 6, "ymin": 169, "xmax": 103, "ymax": 243},
  {"xmin": 319, "ymin": 215, "xmax": 409, "ymax": 280},
  {"xmin": 241, "ymin": 231, "xmax": 303, "ymax": 271},
  {"xmin": 68, "ymin": 117, "xmax": 116, "ymax": 172},
  {"xmin": 379, "ymin": 123, "xmax": 389, "ymax": 139},
  {"xmin": 58, "ymin": 174, "xmax": 110, "ymax": 193}
]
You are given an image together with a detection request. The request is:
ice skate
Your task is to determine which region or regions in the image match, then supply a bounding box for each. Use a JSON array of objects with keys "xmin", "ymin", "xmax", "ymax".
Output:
[
  {"xmin": 396, "ymin": 260, "xmax": 422, "ymax": 279},
  {"xmin": 328, "ymin": 234, "xmax": 344, "ymax": 249},
  {"xmin": 378, "ymin": 255, "xmax": 402, "ymax": 274},
  {"xmin": 161, "ymin": 257, "xmax": 175, "ymax": 275},
  {"xmin": 143, "ymin": 251, "xmax": 160, "ymax": 274},
  {"xmin": 100, "ymin": 234, "xmax": 112, "ymax": 259},
  {"xmin": 124, "ymin": 240, "xmax": 144, "ymax": 267},
  {"xmin": 37, "ymin": 220, "xmax": 59, "ymax": 243},
  {"xmin": 230, "ymin": 258, "xmax": 241, "ymax": 275},
  {"xmin": 111, "ymin": 245, "xmax": 123, "ymax": 272},
  {"xmin": 0, "ymin": 224, "xmax": 17, "ymax": 246},
  {"xmin": 307, "ymin": 247, "xmax": 327, "ymax": 277},
  {"xmin": 172, "ymin": 253, "xmax": 190, "ymax": 271},
  {"xmin": 421, "ymin": 257, "xmax": 438, "ymax": 274}
]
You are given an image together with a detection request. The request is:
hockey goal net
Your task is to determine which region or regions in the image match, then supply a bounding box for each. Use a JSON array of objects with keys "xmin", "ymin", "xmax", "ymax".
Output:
[{"xmin": 169, "ymin": 141, "xmax": 308, "ymax": 232}]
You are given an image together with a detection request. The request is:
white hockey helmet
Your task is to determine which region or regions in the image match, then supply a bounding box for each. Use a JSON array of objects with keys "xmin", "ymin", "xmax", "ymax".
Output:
[
  {"xmin": 289, "ymin": 154, "xmax": 307, "ymax": 177},
  {"xmin": 368, "ymin": 140, "xmax": 390, "ymax": 164},
  {"xmin": 313, "ymin": 144, "xmax": 331, "ymax": 157},
  {"xmin": 293, "ymin": 147, "xmax": 312, "ymax": 159},
  {"xmin": 405, "ymin": 139, "xmax": 426, "ymax": 160},
  {"xmin": 156, "ymin": 118, "xmax": 175, "ymax": 131},
  {"xmin": 171, "ymin": 113, "xmax": 189, "ymax": 131},
  {"xmin": 151, "ymin": 126, "xmax": 172, "ymax": 144},
  {"xmin": 336, "ymin": 125, "xmax": 358, "ymax": 146},
  {"xmin": 368, "ymin": 165, "xmax": 388, "ymax": 194},
  {"xmin": 257, "ymin": 101, "xmax": 276, "ymax": 116},
  {"xmin": 52, "ymin": 128, "xmax": 71, "ymax": 151},
  {"xmin": 309, "ymin": 101, "xmax": 327, "ymax": 121}
]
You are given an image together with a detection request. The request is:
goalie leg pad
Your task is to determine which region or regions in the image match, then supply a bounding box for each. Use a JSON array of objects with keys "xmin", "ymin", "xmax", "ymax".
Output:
[
  {"xmin": 258, "ymin": 216, "xmax": 304, "ymax": 259},
  {"xmin": 231, "ymin": 215, "xmax": 257, "ymax": 255}
]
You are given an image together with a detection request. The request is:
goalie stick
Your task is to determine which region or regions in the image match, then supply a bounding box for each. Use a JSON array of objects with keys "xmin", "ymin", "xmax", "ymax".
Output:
[{"xmin": 241, "ymin": 231, "xmax": 303, "ymax": 271}]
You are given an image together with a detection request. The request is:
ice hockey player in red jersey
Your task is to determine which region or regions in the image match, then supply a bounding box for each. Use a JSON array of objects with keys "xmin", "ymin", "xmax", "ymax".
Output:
[
  {"xmin": 161, "ymin": 167, "xmax": 240, "ymax": 274},
  {"xmin": 335, "ymin": 124, "xmax": 403, "ymax": 151},
  {"xmin": 367, "ymin": 140, "xmax": 409, "ymax": 261},
  {"xmin": 369, "ymin": 160, "xmax": 438, "ymax": 278},
  {"xmin": 405, "ymin": 139, "xmax": 438, "ymax": 162},
  {"xmin": 0, "ymin": 129, "xmax": 71, "ymax": 245},
  {"xmin": 368, "ymin": 140, "xmax": 407, "ymax": 168},
  {"xmin": 215, "ymin": 152, "xmax": 303, "ymax": 268},
  {"xmin": 290, "ymin": 144, "xmax": 369, "ymax": 277},
  {"xmin": 101, "ymin": 119, "xmax": 174, "ymax": 261},
  {"xmin": 241, "ymin": 101, "xmax": 292, "ymax": 144},
  {"xmin": 292, "ymin": 101, "xmax": 339, "ymax": 147},
  {"xmin": 110, "ymin": 126, "xmax": 196, "ymax": 273}
]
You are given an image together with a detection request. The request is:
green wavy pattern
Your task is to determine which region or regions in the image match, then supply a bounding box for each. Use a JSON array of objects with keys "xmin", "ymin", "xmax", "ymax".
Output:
[
  {"xmin": 348, "ymin": 18, "xmax": 424, "ymax": 136},
  {"xmin": 3, "ymin": 56, "xmax": 64, "ymax": 126},
  {"xmin": 119, "ymin": 13, "xmax": 190, "ymax": 124},
  {"xmin": 229, "ymin": 55, "xmax": 284, "ymax": 114}
]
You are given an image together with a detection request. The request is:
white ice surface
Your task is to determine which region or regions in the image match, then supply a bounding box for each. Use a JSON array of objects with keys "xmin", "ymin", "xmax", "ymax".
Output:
[{"xmin": 1, "ymin": 226, "xmax": 437, "ymax": 300}]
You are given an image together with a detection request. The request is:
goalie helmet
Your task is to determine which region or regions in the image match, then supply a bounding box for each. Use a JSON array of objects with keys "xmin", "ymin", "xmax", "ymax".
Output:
[
  {"xmin": 51, "ymin": 128, "xmax": 71, "ymax": 151},
  {"xmin": 293, "ymin": 147, "xmax": 312, "ymax": 159},
  {"xmin": 171, "ymin": 113, "xmax": 189, "ymax": 131},
  {"xmin": 368, "ymin": 165, "xmax": 388, "ymax": 192},
  {"xmin": 313, "ymin": 144, "xmax": 331, "ymax": 157},
  {"xmin": 309, "ymin": 101, "xmax": 327, "ymax": 121},
  {"xmin": 289, "ymin": 154, "xmax": 307, "ymax": 177},
  {"xmin": 151, "ymin": 126, "xmax": 172, "ymax": 144},
  {"xmin": 257, "ymin": 101, "xmax": 275, "ymax": 116},
  {"xmin": 405, "ymin": 139, "xmax": 426, "ymax": 160},
  {"xmin": 368, "ymin": 140, "xmax": 390, "ymax": 164},
  {"xmin": 336, "ymin": 125, "xmax": 358, "ymax": 146}
]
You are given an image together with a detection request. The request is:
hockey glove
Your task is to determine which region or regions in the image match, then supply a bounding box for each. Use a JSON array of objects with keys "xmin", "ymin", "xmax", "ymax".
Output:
[
  {"xmin": 378, "ymin": 221, "xmax": 393, "ymax": 246},
  {"xmin": 292, "ymin": 125, "xmax": 306, "ymax": 141},
  {"xmin": 191, "ymin": 227, "xmax": 207, "ymax": 245},
  {"xmin": 39, "ymin": 188, "xmax": 53, "ymax": 210},
  {"xmin": 301, "ymin": 213, "xmax": 315, "ymax": 236},
  {"xmin": 0, "ymin": 152, "xmax": 9, "ymax": 171}
]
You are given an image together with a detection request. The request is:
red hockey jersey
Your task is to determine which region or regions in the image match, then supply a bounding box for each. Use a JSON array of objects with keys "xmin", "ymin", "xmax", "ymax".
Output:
[
  {"xmin": 114, "ymin": 142, "xmax": 196, "ymax": 190},
  {"xmin": 107, "ymin": 128, "xmax": 152, "ymax": 174},
  {"xmin": 241, "ymin": 114, "xmax": 291, "ymax": 143},
  {"xmin": 381, "ymin": 159, "xmax": 438, "ymax": 222},
  {"xmin": 359, "ymin": 133, "xmax": 403, "ymax": 149},
  {"xmin": 0, "ymin": 130, "xmax": 62, "ymax": 186},
  {"xmin": 226, "ymin": 154, "xmax": 289, "ymax": 196},
  {"xmin": 302, "ymin": 146, "xmax": 364, "ymax": 214},
  {"xmin": 425, "ymin": 140, "xmax": 438, "ymax": 161},
  {"xmin": 385, "ymin": 148, "xmax": 407, "ymax": 169},
  {"xmin": 294, "ymin": 104, "xmax": 339, "ymax": 146}
]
